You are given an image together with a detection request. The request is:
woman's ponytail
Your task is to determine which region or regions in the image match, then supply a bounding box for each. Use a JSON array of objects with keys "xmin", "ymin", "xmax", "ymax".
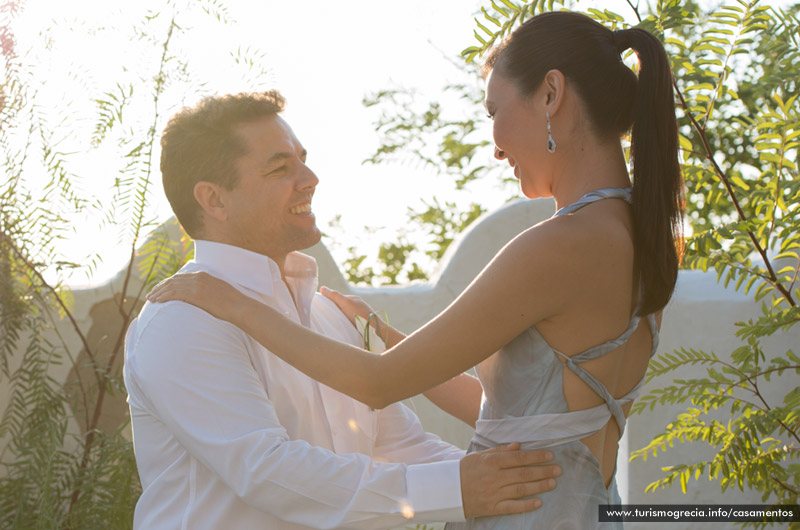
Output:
[{"xmin": 618, "ymin": 28, "xmax": 684, "ymax": 314}]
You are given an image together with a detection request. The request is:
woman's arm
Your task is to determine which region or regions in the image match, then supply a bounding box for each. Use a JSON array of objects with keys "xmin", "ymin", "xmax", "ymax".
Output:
[
  {"xmin": 148, "ymin": 221, "xmax": 576, "ymax": 409},
  {"xmin": 422, "ymin": 373, "xmax": 483, "ymax": 427},
  {"xmin": 321, "ymin": 287, "xmax": 483, "ymax": 425}
]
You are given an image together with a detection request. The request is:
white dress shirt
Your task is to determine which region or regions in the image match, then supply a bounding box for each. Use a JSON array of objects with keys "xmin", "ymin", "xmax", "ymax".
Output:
[{"xmin": 124, "ymin": 240, "xmax": 465, "ymax": 529}]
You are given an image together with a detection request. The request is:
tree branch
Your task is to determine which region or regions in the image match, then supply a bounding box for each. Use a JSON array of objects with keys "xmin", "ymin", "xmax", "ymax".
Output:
[{"xmin": 673, "ymin": 79, "xmax": 796, "ymax": 307}]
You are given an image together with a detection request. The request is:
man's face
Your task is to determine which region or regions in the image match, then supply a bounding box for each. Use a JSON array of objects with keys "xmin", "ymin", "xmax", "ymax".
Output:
[{"xmin": 217, "ymin": 115, "xmax": 321, "ymax": 261}]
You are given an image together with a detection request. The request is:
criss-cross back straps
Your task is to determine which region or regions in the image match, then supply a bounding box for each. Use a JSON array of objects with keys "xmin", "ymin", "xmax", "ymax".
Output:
[
  {"xmin": 549, "ymin": 186, "xmax": 658, "ymax": 438},
  {"xmin": 554, "ymin": 351, "xmax": 629, "ymax": 436},
  {"xmin": 552, "ymin": 309, "xmax": 659, "ymax": 438}
]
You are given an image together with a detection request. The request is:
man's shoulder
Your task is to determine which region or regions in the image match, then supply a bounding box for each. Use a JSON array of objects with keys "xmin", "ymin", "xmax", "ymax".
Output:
[
  {"xmin": 131, "ymin": 298, "xmax": 218, "ymax": 340},
  {"xmin": 310, "ymin": 293, "xmax": 361, "ymax": 343},
  {"xmin": 130, "ymin": 262, "xmax": 222, "ymax": 336},
  {"xmin": 126, "ymin": 294, "xmax": 247, "ymax": 366}
]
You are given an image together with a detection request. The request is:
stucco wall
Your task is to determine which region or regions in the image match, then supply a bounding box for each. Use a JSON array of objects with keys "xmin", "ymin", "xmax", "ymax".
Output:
[{"xmin": 2, "ymin": 197, "xmax": 796, "ymax": 528}]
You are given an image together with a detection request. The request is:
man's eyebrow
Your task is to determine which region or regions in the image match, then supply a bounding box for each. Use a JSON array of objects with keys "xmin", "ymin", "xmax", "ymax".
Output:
[{"xmin": 263, "ymin": 149, "xmax": 307, "ymax": 168}]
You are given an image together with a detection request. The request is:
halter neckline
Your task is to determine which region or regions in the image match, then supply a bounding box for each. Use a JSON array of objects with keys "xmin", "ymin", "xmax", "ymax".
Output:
[{"xmin": 554, "ymin": 187, "xmax": 632, "ymax": 217}]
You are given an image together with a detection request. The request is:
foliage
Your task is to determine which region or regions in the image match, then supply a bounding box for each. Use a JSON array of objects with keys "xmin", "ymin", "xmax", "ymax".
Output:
[
  {"xmin": 334, "ymin": 57, "xmax": 511, "ymax": 285},
  {"xmin": 0, "ymin": 1, "xmax": 263, "ymax": 527},
  {"xmin": 457, "ymin": 0, "xmax": 800, "ymax": 526}
]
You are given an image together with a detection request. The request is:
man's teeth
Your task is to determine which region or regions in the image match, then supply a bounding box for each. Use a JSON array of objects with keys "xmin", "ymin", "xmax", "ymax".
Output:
[{"xmin": 290, "ymin": 204, "xmax": 312, "ymax": 215}]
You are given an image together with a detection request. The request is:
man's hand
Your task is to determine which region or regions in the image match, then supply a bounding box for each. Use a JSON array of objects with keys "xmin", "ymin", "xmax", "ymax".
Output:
[{"xmin": 460, "ymin": 443, "xmax": 560, "ymax": 518}]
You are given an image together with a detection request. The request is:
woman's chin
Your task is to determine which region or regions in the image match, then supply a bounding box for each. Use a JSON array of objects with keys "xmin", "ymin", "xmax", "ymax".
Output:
[
  {"xmin": 520, "ymin": 182, "xmax": 542, "ymax": 200},
  {"xmin": 521, "ymin": 185, "xmax": 554, "ymax": 201}
]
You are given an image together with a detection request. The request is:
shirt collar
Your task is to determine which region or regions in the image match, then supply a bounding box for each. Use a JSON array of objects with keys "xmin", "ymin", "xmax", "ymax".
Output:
[{"xmin": 192, "ymin": 240, "xmax": 319, "ymax": 299}]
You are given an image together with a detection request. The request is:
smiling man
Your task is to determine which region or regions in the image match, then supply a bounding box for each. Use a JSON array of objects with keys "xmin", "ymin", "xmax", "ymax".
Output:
[{"xmin": 123, "ymin": 91, "xmax": 559, "ymax": 529}]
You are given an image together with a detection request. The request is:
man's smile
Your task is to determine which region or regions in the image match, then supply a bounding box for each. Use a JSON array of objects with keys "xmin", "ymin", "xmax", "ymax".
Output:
[{"xmin": 289, "ymin": 202, "xmax": 312, "ymax": 215}]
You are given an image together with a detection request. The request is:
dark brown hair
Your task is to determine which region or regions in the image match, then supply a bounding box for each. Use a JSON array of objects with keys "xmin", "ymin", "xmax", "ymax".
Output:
[
  {"xmin": 160, "ymin": 90, "xmax": 286, "ymax": 237},
  {"xmin": 485, "ymin": 11, "xmax": 683, "ymax": 314}
]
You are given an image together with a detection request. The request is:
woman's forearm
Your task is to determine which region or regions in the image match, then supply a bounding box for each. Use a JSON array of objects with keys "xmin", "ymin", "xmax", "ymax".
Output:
[
  {"xmin": 237, "ymin": 296, "xmax": 395, "ymax": 409},
  {"xmin": 365, "ymin": 314, "xmax": 482, "ymax": 424},
  {"xmin": 422, "ymin": 372, "xmax": 482, "ymax": 427}
]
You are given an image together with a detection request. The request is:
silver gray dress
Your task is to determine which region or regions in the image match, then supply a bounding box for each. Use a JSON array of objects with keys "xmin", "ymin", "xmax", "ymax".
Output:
[{"xmin": 446, "ymin": 188, "xmax": 659, "ymax": 529}]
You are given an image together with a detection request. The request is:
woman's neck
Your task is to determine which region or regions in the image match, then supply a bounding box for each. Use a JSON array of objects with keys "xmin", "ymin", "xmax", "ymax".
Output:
[{"xmin": 550, "ymin": 136, "xmax": 631, "ymax": 211}]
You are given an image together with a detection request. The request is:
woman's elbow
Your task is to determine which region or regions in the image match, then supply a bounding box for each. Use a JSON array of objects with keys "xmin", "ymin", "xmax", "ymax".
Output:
[
  {"xmin": 359, "ymin": 378, "xmax": 403, "ymax": 410},
  {"xmin": 359, "ymin": 387, "xmax": 395, "ymax": 411}
]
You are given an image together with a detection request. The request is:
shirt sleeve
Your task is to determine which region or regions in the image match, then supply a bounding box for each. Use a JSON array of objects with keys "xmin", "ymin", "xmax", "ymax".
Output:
[
  {"xmin": 374, "ymin": 403, "xmax": 466, "ymax": 464},
  {"xmin": 374, "ymin": 403, "xmax": 467, "ymax": 523},
  {"xmin": 126, "ymin": 301, "xmax": 462, "ymax": 529}
]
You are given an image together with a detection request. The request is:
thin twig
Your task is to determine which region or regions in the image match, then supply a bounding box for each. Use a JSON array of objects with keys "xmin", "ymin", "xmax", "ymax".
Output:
[
  {"xmin": 0, "ymin": 231, "xmax": 101, "ymax": 388},
  {"xmin": 625, "ymin": 0, "xmax": 642, "ymax": 23},
  {"xmin": 773, "ymin": 475, "xmax": 800, "ymax": 495},
  {"xmin": 673, "ymin": 79, "xmax": 796, "ymax": 307},
  {"xmin": 39, "ymin": 300, "xmax": 92, "ymax": 431}
]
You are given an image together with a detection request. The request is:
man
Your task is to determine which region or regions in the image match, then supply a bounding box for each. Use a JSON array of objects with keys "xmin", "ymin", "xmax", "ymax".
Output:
[{"xmin": 124, "ymin": 91, "xmax": 559, "ymax": 529}]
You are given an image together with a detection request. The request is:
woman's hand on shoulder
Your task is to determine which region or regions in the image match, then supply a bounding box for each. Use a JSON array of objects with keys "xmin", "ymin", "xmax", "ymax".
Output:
[
  {"xmin": 319, "ymin": 286, "xmax": 375, "ymax": 325},
  {"xmin": 147, "ymin": 272, "xmax": 249, "ymax": 325}
]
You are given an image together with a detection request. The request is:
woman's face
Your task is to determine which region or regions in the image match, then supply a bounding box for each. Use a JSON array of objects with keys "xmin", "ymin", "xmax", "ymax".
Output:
[{"xmin": 484, "ymin": 70, "xmax": 549, "ymax": 198}]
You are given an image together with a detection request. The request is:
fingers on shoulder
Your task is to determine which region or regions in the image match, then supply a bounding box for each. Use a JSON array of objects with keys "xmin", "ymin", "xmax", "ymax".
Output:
[{"xmin": 321, "ymin": 287, "xmax": 345, "ymax": 302}]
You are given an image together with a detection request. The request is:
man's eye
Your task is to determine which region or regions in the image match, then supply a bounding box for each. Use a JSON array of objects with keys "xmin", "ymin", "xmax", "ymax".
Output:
[{"xmin": 486, "ymin": 113, "xmax": 495, "ymax": 120}]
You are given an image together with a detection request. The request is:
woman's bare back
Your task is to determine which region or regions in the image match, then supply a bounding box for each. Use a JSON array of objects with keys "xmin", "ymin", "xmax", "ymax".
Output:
[{"xmin": 535, "ymin": 192, "xmax": 660, "ymax": 485}]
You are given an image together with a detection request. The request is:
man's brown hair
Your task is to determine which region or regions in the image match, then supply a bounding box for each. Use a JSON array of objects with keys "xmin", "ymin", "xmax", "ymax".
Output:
[{"xmin": 160, "ymin": 90, "xmax": 286, "ymax": 237}]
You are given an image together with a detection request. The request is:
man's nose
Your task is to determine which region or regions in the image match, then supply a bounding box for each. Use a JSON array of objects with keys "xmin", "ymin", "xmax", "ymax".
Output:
[
  {"xmin": 494, "ymin": 147, "xmax": 506, "ymax": 160},
  {"xmin": 297, "ymin": 164, "xmax": 319, "ymax": 190}
]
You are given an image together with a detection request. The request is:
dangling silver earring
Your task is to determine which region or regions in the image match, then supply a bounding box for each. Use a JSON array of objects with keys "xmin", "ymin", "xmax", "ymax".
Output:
[{"xmin": 546, "ymin": 111, "xmax": 557, "ymax": 153}]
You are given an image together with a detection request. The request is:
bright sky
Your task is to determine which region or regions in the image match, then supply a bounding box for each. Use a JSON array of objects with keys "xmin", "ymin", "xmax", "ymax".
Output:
[
  {"xmin": 11, "ymin": 0, "xmax": 787, "ymax": 287},
  {"xmin": 12, "ymin": 0, "xmax": 501, "ymax": 286}
]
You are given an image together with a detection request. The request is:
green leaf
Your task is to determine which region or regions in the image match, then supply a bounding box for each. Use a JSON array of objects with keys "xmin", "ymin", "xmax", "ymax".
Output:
[
  {"xmin": 482, "ymin": 7, "xmax": 502, "ymax": 27},
  {"xmin": 475, "ymin": 17, "xmax": 495, "ymax": 37}
]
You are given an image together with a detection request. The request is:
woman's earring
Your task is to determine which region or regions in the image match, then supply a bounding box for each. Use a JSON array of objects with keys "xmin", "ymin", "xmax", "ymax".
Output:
[{"xmin": 546, "ymin": 111, "xmax": 557, "ymax": 153}]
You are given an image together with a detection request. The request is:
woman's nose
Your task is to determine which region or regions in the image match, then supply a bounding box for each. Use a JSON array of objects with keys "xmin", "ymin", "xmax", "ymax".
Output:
[{"xmin": 494, "ymin": 147, "xmax": 506, "ymax": 160}]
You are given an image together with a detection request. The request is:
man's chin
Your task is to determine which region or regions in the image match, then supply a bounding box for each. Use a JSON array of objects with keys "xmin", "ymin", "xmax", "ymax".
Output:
[{"xmin": 296, "ymin": 228, "xmax": 322, "ymax": 251}]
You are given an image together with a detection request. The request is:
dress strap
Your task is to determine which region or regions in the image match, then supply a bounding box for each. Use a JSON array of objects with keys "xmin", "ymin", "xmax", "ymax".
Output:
[
  {"xmin": 546, "ymin": 186, "xmax": 655, "ymax": 438},
  {"xmin": 548, "ymin": 308, "xmax": 660, "ymax": 437},
  {"xmin": 554, "ymin": 352, "xmax": 630, "ymax": 436},
  {"xmin": 567, "ymin": 313, "xmax": 642, "ymax": 363},
  {"xmin": 554, "ymin": 187, "xmax": 632, "ymax": 217}
]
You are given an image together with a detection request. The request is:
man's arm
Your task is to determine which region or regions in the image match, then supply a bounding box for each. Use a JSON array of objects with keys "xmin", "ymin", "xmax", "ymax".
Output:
[
  {"xmin": 374, "ymin": 401, "xmax": 559, "ymax": 518},
  {"xmin": 374, "ymin": 403, "xmax": 466, "ymax": 464}
]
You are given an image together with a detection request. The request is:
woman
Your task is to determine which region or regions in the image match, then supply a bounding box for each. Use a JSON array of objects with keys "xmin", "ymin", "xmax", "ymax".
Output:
[{"xmin": 149, "ymin": 11, "xmax": 683, "ymax": 529}]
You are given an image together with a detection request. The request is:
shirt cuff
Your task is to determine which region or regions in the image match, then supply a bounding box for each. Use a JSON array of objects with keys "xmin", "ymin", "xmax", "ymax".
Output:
[{"xmin": 405, "ymin": 459, "xmax": 465, "ymax": 523}]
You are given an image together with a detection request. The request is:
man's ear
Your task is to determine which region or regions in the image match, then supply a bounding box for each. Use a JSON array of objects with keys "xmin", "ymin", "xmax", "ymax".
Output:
[
  {"xmin": 193, "ymin": 181, "xmax": 228, "ymax": 222},
  {"xmin": 541, "ymin": 69, "xmax": 566, "ymax": 117}
]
